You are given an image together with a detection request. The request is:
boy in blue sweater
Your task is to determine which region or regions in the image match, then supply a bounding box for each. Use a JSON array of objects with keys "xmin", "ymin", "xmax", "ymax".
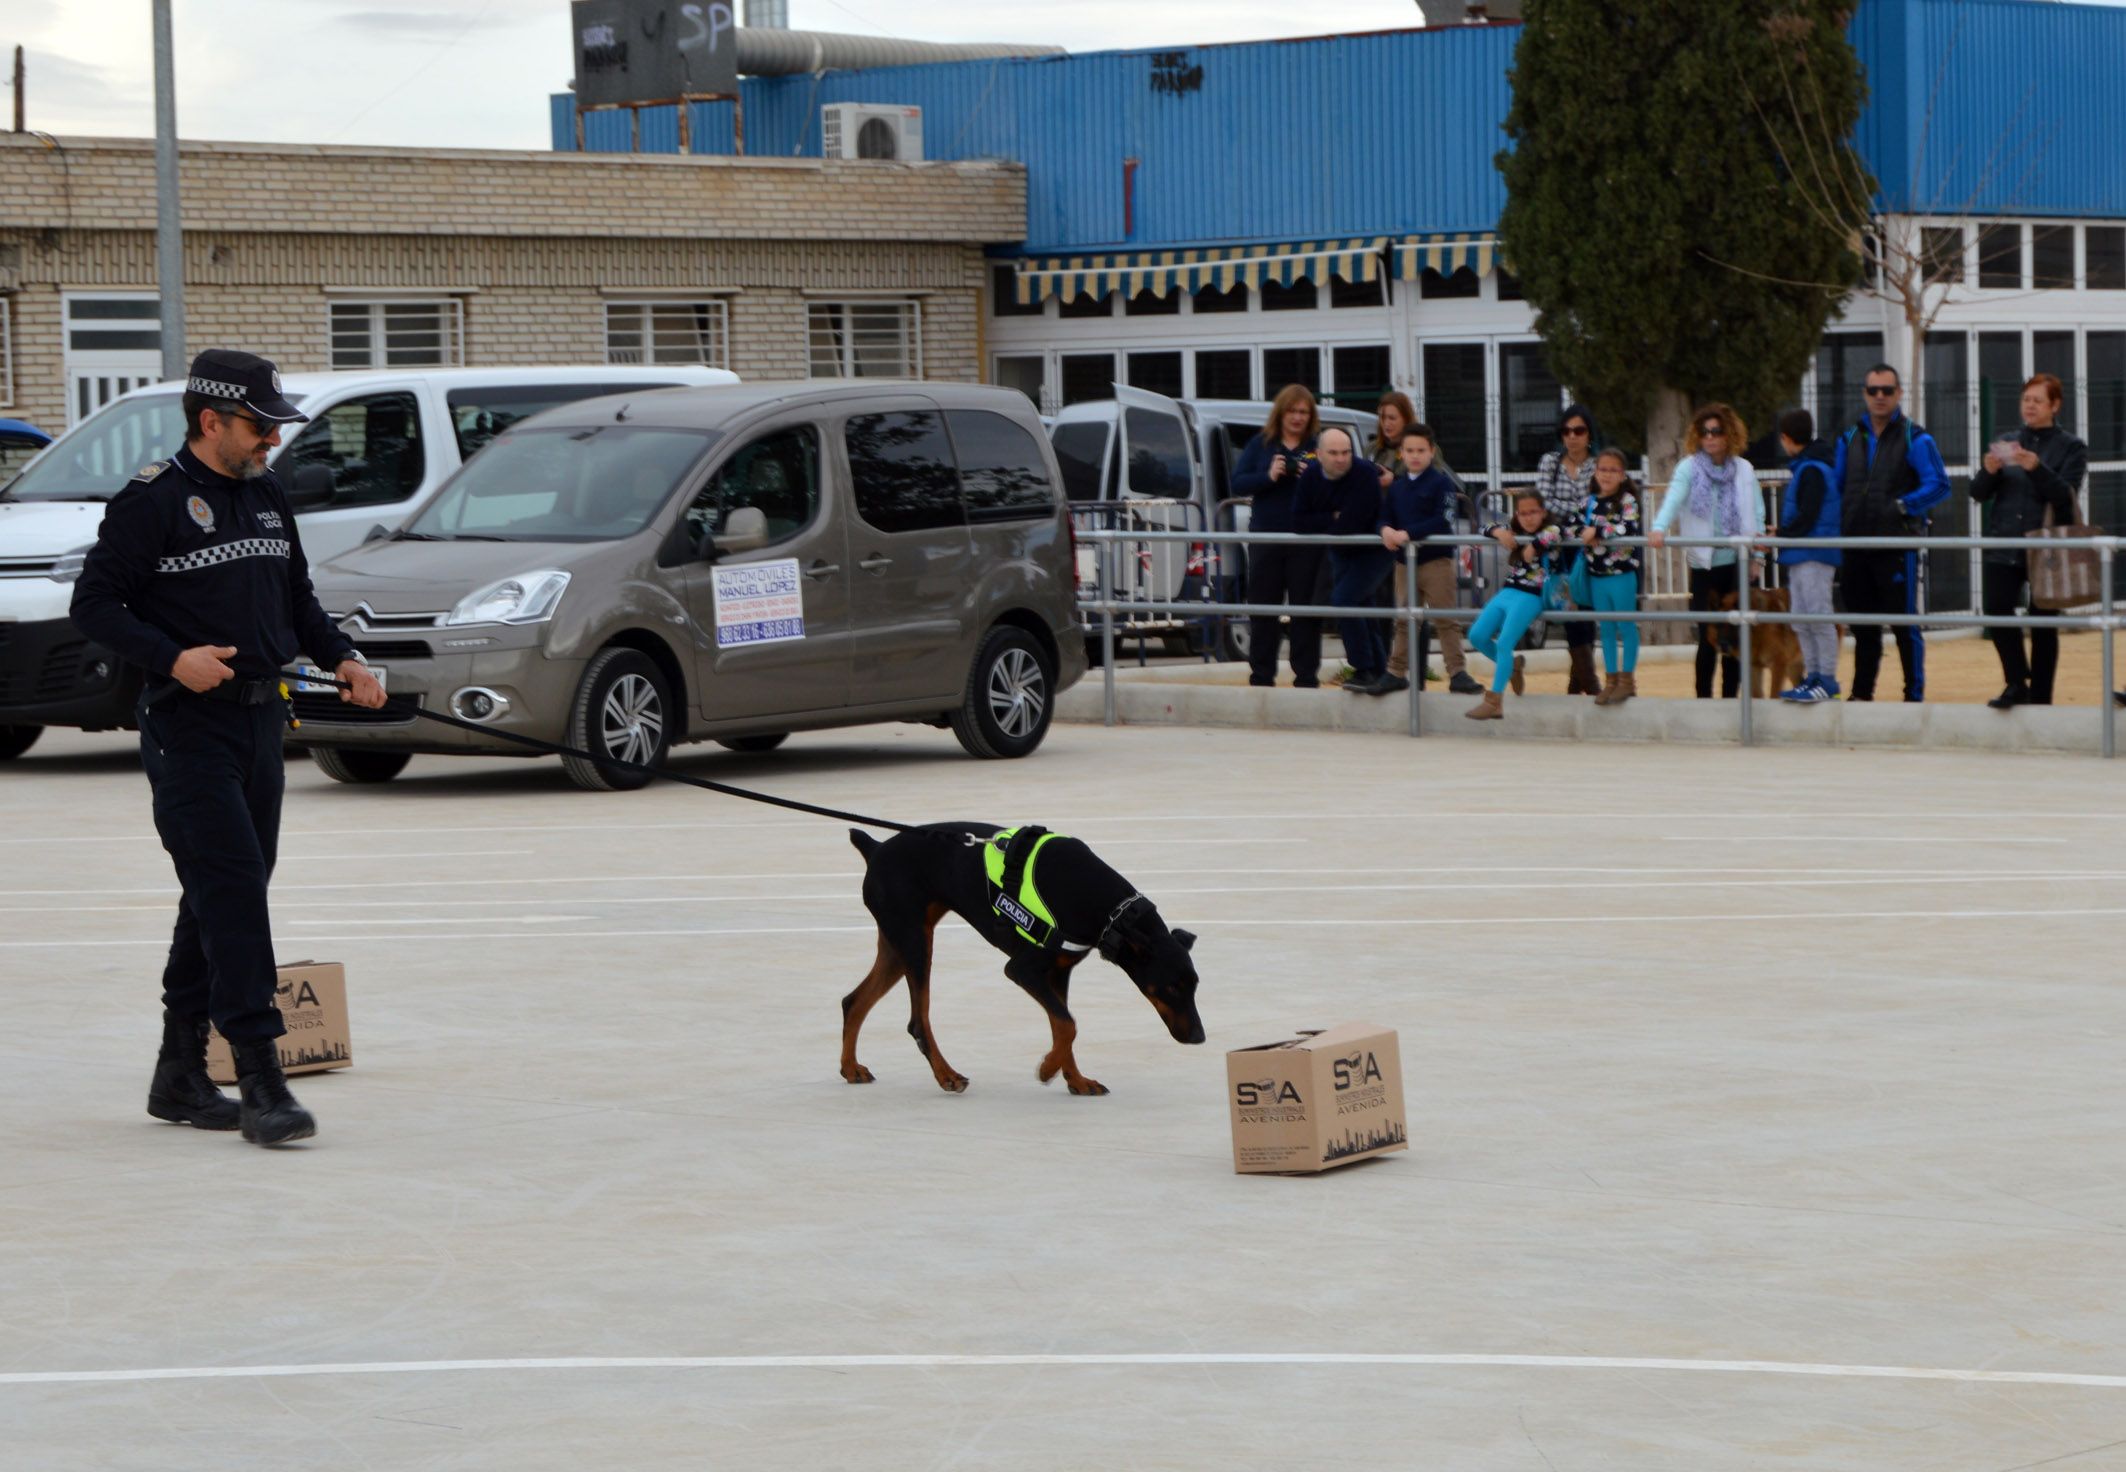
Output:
[{"xmin": 1378, "ymin": 426, "xmax": 1474, "ymax": 692}]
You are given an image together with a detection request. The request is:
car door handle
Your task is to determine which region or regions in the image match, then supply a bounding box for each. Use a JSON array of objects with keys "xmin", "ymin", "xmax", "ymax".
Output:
[
  {"xmin": 804, "ymin": 560, "xmax": 841, "ymax": 580},
  {"xmin": 858, "ymin": 554, "xmax": 893, "ymax": 574}
]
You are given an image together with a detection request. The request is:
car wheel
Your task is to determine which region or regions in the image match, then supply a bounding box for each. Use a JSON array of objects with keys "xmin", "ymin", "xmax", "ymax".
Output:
[
  {"xmin": 561, "ymin": 648, "xmax": 672, "ymax": 792},
  {"xmin": 1219, "ymin": 617, "xmax": 1250, "ymax": 664},
  {"xmin": 308, "ymin": 747, "xmax": 412, "ymax": 785},
  {"xmin": 716, "ymin": 733, "xmax": 787, "ymax": 753},
  {"xmin": 0, "ymin": 725, "xmax": 42, "ymax": 760},
  {"xmin": 950, "ymin": 625, "xmax": 1053, "ymax": 760}
]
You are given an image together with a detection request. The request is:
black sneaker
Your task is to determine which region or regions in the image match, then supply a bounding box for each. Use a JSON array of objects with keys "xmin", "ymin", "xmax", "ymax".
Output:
[
  {"xmin": 1343, "ymin": 674, "xmax": 1380, "ymax": 695},
  {"xmin": 1448, "ymin": 671, "xmax": 1483, "ymax": 695},
  {"xmin": 1369, "ymin": 674, "xmax": 1410, "ymax": 697},
  {"xmin": 1987, "ymin": 684, "xmax": 2031, "ymax": 710}
]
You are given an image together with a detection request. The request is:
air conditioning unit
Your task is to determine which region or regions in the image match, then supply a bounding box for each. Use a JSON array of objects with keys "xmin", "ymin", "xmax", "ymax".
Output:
[{"xmin": 822, "ymin": 104, "xmax": 924, "ymax": 162}]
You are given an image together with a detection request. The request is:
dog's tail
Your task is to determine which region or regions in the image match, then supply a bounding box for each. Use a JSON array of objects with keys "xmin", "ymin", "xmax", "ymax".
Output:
[{"xmin": 848, "ymin": 828, "xmax": 882, "ymax": 863}]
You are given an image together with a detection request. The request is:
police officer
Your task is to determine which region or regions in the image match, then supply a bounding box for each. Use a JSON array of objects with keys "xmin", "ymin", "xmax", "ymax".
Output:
[{"xmin": 71, "ymin": 349, "xmax": 385, "ymax": 1147}]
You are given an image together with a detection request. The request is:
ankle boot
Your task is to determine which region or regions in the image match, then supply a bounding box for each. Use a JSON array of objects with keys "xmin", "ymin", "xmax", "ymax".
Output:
[
  {"xmin": 1615, "ymin": 672, "xmax": 1637, "ymax": 704},
  {"xmin": 1592, "ymin": 672, "xmax": 1619, "ymax": 707},
  {"xmin": 147, "ymin": 1012, "xmax": 240, "ymax": 1130},
  {"xmin": 1510, "ymin": 656, "xmax": 1526, "ymax": 695},
  {"xmin": 1464, "ymin": 689, "xmax": 1504, "ymax": 721},
  {"xmin": 230, "ymin": 1038, "xmax": 316, "ymax": 1146},
  {"xmin": 1568, "ymin": 643, "xmax": 1598, "ymax": 695}
]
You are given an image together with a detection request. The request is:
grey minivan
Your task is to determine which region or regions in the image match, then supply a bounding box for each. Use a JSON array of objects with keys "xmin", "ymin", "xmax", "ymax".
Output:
[{"xmin": 296, "ymin": 382, "xmax": 1086, "ymax": 790}]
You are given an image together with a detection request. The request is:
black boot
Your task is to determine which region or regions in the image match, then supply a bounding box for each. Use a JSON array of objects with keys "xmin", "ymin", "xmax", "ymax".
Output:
[
  {"xmin": 147, "ymin": 1012, "xmax": 241, "ymax": 1130},
  {"xmin": 230, "ymin": 1038, "xmax": 316, "ymax": 1146}
]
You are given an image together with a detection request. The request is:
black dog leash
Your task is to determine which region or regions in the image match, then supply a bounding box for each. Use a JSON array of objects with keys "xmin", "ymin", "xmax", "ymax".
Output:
[{"xmin": 279, "ymin": 670, "xmax": 912, "ymax": 833}]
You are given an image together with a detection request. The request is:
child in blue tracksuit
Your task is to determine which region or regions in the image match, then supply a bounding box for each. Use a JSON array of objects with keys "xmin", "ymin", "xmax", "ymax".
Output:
[{"xmin": 1464, "ymin": 490, "xmax": 1560, "ymax": 719}]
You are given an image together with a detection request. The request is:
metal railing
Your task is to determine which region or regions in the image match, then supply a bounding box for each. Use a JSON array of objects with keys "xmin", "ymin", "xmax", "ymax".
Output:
[{"xmin": 1078, "ymin": 528, "xmax": 2123, "ymax": 756}]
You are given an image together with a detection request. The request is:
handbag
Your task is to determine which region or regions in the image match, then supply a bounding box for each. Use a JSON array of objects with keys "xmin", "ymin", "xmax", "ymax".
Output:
[{"xmin": 2026, "ymin": 492, "xmax": 2103, "ymax": 611}]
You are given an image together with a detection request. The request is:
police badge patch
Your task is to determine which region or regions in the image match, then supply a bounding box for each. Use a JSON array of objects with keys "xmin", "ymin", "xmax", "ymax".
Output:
[{"xmin": 186, "ymin": 495, "xmax": 216, "ymax": 532}]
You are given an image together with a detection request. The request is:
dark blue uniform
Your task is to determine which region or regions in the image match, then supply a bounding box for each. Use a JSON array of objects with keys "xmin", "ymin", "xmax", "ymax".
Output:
[{"xmin": 71, "ymin": 446, "xmax": 354, "ymax": 1044}]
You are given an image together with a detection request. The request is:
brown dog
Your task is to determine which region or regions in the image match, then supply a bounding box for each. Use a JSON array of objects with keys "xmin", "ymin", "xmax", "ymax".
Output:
[{"xmin": 1706, "ymin": 587, "xmax": 1836, "ymax": 698}]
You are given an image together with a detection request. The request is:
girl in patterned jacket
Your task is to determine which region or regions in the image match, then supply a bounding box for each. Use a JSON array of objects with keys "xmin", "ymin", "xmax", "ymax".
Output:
[
  {"xmin": 1580, "ymin": 448, "xmax": 1643, "ymax": 706},
  {"xmin": 1464, "ymin": 490, "xmax": 1561, "ymax": 721}
]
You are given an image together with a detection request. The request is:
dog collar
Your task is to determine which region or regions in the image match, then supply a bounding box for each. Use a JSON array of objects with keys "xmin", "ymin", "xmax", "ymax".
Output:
[{"xmin": 1089, "ymin": 892, "xmax": 1149, "ymax": 960}]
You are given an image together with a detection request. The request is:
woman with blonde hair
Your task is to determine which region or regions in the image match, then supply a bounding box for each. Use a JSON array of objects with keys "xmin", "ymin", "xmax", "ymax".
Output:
[
  {"xmin": 1649, "ymin": 402, "xmax": 1764, "ymax": 699},
  {"xmin": 1230, "ymin": 383, "xmax": 1325, "ymax": 686}
]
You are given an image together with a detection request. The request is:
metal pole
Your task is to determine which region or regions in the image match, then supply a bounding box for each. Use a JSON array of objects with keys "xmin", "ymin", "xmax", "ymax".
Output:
[
  {"xmin": 1099, "ymin": 532, "xmax": 1117, "ymax": 728},
  {"xmin": 12, "ymin": 46, "xmax": 23, "ymax": 133},
  {"xmin": 2103, "ymin": 542, "xmax": 2116, "ymax": 760},
  {"xmin": 1404, "ymin": 542, "xmax": 1421, "ymax": 738},
  {"xmin": 1736, "ymin": 542, "xmax": 1753, "ymax": 746},
  {"xmin": 151, "ymin": 0, "xmax": 186, "ymax": 382}
]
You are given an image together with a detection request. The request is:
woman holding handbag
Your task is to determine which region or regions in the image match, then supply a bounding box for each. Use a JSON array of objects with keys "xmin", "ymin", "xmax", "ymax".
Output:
[{"xmin": 1970, "ymin": 373, "xmax": 2087, "ymax": 708}]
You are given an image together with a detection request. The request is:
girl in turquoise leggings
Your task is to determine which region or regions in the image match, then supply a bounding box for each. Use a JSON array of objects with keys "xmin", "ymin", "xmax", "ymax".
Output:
[
  {"xmin": 1465, "ymin": 491, "xmax": 1560, "ymax": 720},
  {"xmin": 1580, "ymin": 448, "xmax": 1643, "ymax": 706}
]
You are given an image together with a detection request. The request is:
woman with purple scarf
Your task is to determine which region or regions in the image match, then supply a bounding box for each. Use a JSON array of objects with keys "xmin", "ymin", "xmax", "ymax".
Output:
[{"xmin": 1648, "ymin": 402, "xmax": 1765, "ymax": 698}]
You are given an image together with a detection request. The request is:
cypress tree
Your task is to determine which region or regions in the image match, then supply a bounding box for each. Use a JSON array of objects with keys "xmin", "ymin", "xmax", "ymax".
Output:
[{"xmin": 1496, "ymin": 1, "xmax": 1871, "ymax": 464}]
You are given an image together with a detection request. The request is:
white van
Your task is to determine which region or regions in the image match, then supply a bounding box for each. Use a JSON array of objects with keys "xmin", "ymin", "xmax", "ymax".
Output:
[{"xmin": 0, "ymin": 365, "xmax": 736, "ymax": 752}]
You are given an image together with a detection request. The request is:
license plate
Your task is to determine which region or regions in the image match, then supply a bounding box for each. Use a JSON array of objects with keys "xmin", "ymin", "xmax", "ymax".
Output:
[{"xmin": 295, "ymin": 663, "xmax": 385, "ymax": 694}]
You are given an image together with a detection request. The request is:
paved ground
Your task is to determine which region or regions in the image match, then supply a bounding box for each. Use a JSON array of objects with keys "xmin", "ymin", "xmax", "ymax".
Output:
[{"xmin": 3, "ymin": 720, "xmax": 2124, "ymax": 1470}]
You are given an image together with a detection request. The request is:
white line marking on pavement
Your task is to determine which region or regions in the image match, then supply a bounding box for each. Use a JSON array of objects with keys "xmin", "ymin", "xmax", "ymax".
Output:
[
  {"xmin": 3, "ymin": 1351, "xmax": 2123, "ymax": 1390},
  {"xmin": 1660, "ymin": 836, "xmax": 2067, "ymax": 845}
]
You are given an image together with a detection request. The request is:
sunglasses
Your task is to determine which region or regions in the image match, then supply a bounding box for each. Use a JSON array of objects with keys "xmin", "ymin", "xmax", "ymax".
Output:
[
  {"xmin": 1561, "ymin": 424, "xmax": 1589, "ymax": 436},
  {"xmin": 1864, "ymin": 385, "xmax": 1899, "ymax": 398},
  {"xmin": 1698, "ymin": 425, "xmax": 1727, "ymax": 437},
  {"xmin": 217, "ymin": 408, "xmax": 278, "ymax": 435}
]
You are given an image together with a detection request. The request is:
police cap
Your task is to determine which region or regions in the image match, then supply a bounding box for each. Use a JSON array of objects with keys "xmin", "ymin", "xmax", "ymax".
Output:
[{"xmin": 185, "ymin": 349, "xmax": 309, "ymax": 425}]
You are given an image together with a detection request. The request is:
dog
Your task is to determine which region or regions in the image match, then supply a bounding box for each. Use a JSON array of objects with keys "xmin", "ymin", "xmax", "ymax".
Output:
[
  {"xmin": 1706, "ymin": 587, "xmax": 1837, "ymax": 698},
  {"xmin": 843, "ymin": 823, "xmax": 1204, "ymax": 1096}
]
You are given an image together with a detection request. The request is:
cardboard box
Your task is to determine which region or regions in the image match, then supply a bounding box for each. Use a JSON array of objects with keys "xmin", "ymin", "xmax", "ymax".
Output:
[
  {"xmin": 1226, "ymin": 1023, "xmax": 1406, "ymax": 1174},
  {"xmin": 206, "ymin": 961, "xmax": 352, "ymax": 1085}
]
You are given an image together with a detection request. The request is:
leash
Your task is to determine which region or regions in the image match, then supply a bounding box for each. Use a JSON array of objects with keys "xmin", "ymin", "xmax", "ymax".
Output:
[{"xmin": 277, "ymin": 670, "xmax": 913, "ymax": 833}]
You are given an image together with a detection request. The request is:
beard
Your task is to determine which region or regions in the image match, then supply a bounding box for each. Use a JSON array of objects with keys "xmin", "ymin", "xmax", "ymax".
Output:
[{"xmin": 210, "ymin": 434, "xmax": 270, "ymax": 481}]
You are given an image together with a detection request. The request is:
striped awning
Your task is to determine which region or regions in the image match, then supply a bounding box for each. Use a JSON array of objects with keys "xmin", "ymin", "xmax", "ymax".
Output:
[
  {"xmin": 1391, "ymin": 233, "xmax": 1499, "ymax": 280},
  {"xmin": 1012, "ymin": 238, "xmax": 1390, "ymax": 305}
]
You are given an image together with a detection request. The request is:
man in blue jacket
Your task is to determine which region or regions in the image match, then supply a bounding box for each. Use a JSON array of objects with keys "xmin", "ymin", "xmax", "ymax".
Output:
[{"xmin": 1831, "ymin": 364, "xmax": 1948, "ymax": 702}]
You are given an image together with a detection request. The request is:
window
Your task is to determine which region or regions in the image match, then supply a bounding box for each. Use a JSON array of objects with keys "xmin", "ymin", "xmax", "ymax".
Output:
[
  {"xmin": 2032, "ymin": 226, "xmax": 2076, "ymax": 291},
  {"xmin": 1194, "ymin": 349, "xmax": 1251, "ymax": 400},
  {"xmin": 1419, "ymin": 267, "xmax": 1480, "ymax": 300},
  {"xmin": 1499, "ymin": 342, "xmax": 1563, "ymax": 473},
  {"xmin": 0, "ymin": 296, "xmax": 11, "ymax": 407},
  {"xmin": 1814, "ymin": 331, "xmax": 1885, "ymax": 433},
  {"xmin": 2088, "ymin": 227, "xmax": 2126, "ymax": 290},
  {"xmin": 3, "ymin": 392, "xmax": 187, "ymax": 500},
  {"xmin": 990, "ymin": 264, "xmax": 1044, "ymax": 318},
  {"xmin": 604, "ymin": 300, "xmax": 728, "ymax": 367},
  {"xmin": 992, "ymin": 354, "xmax": 1045, "ymax": 410},
  {"xmin": 679, "ymin": 425, "xmax": 819, "ymax": 556},
  {"xmin": 1057, "ymin": 293, "xmax": 1114, "ymax": 320},
  {"xmin": 1420, "ymin": 342, "xmax": 1488, "ymax": 476},
  {"xmin": 445, "ymin": 383, "xmax": 682, "ymax": 462},
  {"xmin": 330, "ymin": 299, "xmax": 462, "ymax": 369},
  {"xmin": 1121, "ymin": 405, "xmax": 1191, "ymax": 499},
  {"xmin": 1124, "ymin": 288, "xmax": 1181, "ymax": 317},
  {"xmin": 1260, "ymin": 347, "xmax": 1320, "ymax": 396},
  {"xmin": 1329, "ymin": 275, "xmax": 1382, "ymax": 309},
  {"xmin": 1921, "ymin": 331, "xmax": 1971, "ymax": 463},
  {"xmin": 946, "ymin": 410, "xmax": 1054, "ymax": 520},
  {"xmin": 1921, "ymin": 227, "xmax": 1964, "ymax": 286},
  {"xmin": 1978, "ymin": 331, "xmax": 2023, "ymax": 443},
  {"xmin": 1125, "ymin": 351, "xmax": 1183, "ymax": 399},
  {"xmin": 1050, "ymin": 421, "xmax": 1109, "ymax": 502},
  {"xmin": 1496, "ymin": 269, "xmax": 1525, "ymax": 302},
  {"xmin": 279, "ymin": 392, "xmax": 426, "ymax": 510},
  {"xmin": 408, "ymin": 426, "xmax": 714, "ymax": 542},
  {"xmin": 1977, "ymin": 225, "xmax": 2022, "ymax": 289},
  {"xmin": 1059, "ymin": 353, "xmax": 1116, "ymax": 407},
  {"xmin": 1192, "ymin": 283, "xmax": 1247, "ymax": 314},
  {"xmin": 68, "ymin": 295, "xmax": 162, "ymax": 354},
  {"xmin": 808, "ymin": 301, "xmax": 920, "ymax": 379},
  {"xmin": 2034, "ymin": 330, "xmax": 2076, "ymax": 432},
  {"xmin": 844, "ymin": 411, "xmax": 963, "ymax": 533},
  {"xmin": 1260, "ymin": 279, "xmax": 1317, "ymax": 312},
  {"xmin": 2087, "ymin": 332, "xmax": 2126, "ymax": 458},
  {"xmin": 1331, "ymin": 345, "xmax": 1392, "ymax": 409}
]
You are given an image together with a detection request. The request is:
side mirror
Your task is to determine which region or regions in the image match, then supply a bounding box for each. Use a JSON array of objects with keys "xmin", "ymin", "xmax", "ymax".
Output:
[
  {"xmin": 362, "ymin": 523, "xmax": 391, "ymax": 545},
  {"xmin": 712, "ymin": 506, "xmax": 769, "ymax": 557},
  {"xmin": 288, "ymin": 463, "xmax": 335, "ymax": 510}
]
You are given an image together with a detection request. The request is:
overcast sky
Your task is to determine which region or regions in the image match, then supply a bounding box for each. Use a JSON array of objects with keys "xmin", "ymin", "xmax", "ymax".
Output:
[{"xmin": 1, "ymin": 0, "xmax": 1445, "ymax": 151}]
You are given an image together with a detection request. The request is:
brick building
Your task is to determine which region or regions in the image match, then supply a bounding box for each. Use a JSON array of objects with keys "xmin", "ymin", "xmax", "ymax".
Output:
[{"xmin": 0, "ymin": 131, "xmax": 1026, "ymax": 431}]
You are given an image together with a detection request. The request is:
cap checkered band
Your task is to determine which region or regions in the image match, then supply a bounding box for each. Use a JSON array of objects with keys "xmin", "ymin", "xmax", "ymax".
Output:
[
  {"xmin": 188, "ymin": 376, "xmax": 248, "ymax": 398},
  {"xmin": 156, "ymin": 537, "xmax": 289, "ymax": 574}
]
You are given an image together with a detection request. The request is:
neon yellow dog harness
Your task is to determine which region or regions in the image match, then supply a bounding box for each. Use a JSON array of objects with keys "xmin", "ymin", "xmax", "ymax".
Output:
[{"xmin": 981, "ymin": 826, "xmax": 1090, "ymax": 955}]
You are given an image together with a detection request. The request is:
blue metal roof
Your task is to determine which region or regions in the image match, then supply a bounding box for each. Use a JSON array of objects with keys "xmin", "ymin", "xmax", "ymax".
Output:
[{"xmin": 550, "ymin": 1, "xmax": 2126, "ymax": 250}]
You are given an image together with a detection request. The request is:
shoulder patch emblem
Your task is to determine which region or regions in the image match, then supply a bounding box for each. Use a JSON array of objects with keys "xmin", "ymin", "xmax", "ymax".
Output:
[
  {"xmin": 186, "ymin": 495, "xmax": 216, "ymax": 532},
  {"xmin": 132, "ymin": 461, "xmax": 169, "ymax": 483}
]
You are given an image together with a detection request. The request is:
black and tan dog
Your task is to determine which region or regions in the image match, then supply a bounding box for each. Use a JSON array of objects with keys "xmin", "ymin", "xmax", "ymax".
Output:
[{"xmin": 843, "ymin": 823, "xmax": 1204, "ymax": 1095}]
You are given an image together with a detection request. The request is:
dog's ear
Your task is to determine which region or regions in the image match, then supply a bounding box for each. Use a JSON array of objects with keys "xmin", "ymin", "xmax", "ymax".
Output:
[{"xmin": 1172, "ymin": 928, "xmax": 1196, "ymax": 953}]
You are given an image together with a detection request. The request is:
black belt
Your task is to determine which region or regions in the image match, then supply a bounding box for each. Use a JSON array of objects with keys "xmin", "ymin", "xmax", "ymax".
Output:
[{"xmin": 150, "ymin": 676, "xmax": 281, "ymax": 707}]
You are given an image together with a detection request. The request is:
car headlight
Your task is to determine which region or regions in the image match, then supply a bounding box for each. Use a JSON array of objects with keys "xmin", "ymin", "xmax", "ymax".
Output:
[
  {"xmin": 48, "ymin": 545, "xmax": 91, "ymax": 583},
  {"xmin": 446, "ymin": 570, "xmax": 571, "ymax": 626}
]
